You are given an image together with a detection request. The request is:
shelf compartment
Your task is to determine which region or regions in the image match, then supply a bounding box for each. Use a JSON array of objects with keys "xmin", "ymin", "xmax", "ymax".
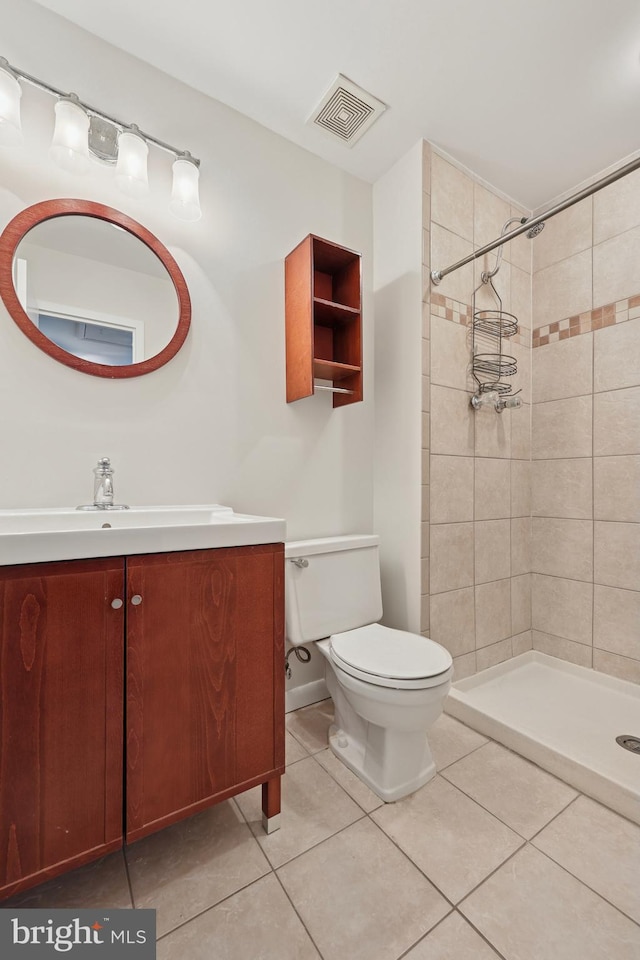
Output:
[
  {"xmin": 313, "ymin": 297, "xmax": 360, "ymax": 325},
  {"xmin": 313, "ymin": 359, "xmax": 361, "ymax": 381},
  {"xmin": 285, "ymin": 234, "xmax": 362, "ymax": 406}
]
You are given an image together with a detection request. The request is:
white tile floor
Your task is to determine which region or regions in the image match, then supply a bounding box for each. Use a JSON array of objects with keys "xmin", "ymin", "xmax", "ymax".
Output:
[{"xmin": 5, "ymin": 702, "xmax": 640, "ymax": 959}]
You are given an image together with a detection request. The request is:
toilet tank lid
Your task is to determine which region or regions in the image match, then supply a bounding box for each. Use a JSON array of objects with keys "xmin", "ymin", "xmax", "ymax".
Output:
[{"xmin": 285, "ymin": 534, "xmax": 379, "ymax": 558}]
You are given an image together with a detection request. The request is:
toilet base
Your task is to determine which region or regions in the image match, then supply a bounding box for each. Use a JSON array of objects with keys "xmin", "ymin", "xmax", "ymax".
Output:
[{"xmin": 327, "ymin": 720, "xmax": 436, "ymax": 803}]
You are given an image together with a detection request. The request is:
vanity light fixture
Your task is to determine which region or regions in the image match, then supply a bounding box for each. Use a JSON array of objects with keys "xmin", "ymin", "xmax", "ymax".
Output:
[
  {"xmin": 115, "ymin": 124, "xmax": 150, "ymax": 198},
  {"xmin": 49, "ymin": 94, "xmax": 90, "ymax": 174},
  {"xmin": 0, "ymin": 57, "xmax": 201, "ymax": 221},
  {"xmin": 0, "ymin": 58, "xmax": 23, "ymax": 146}
]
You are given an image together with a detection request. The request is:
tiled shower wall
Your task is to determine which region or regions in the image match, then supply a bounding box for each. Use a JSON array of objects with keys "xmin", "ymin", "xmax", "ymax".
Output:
[
  {"xmin": 421, "ymin": 143, "xmax": 534, "ymax": 679},
  {"xmin": 531, "ymin": 172, "xmax": 640, "ymax": 684}
]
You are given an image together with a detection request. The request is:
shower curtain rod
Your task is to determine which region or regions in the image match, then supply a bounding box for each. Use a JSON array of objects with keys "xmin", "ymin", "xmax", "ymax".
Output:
[{"xmin": 430, "ymin": 152, "xmax": 640, "ymax": 285}]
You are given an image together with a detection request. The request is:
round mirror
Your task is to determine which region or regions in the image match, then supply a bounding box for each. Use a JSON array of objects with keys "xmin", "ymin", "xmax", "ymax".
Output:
[{"xmin": 0, "ymin": 199, "xmax": 190, "ymax": 377}]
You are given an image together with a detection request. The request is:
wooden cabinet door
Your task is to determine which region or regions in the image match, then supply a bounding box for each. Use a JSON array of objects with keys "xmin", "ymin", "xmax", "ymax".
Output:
[
  {"xmin": 126, "ymin": 544, "xmax": 284, "ymax": 842},
  {"xmin": 0, "ymin": 559, "xmax": 124, "ymax": 898}
]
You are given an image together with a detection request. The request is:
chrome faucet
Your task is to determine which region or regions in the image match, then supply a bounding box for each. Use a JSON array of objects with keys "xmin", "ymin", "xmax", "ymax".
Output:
[{"xmin": 77, "ymin": 457, "xmax": 129, "ymax": 511}]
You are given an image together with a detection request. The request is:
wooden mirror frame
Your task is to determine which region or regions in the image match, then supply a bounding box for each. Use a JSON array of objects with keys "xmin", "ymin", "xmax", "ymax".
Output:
[{"xmin": 0, "ymin": 199, "xmax": 191, "ymax": 378}]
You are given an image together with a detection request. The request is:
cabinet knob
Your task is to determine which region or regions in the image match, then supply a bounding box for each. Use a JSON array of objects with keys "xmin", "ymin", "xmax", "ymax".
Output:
[
  {"xmin": 131, "ymin": 594, "xmax": 143, "ymax": 606},
  {"xmin": 111, "ymin": 598, "xmax": 123, "ymax": 609}
]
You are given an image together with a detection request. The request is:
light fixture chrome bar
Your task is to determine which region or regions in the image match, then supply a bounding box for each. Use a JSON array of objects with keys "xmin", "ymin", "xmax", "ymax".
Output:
[
  {"xmin": 1, "ymin": 57, "xmax": 199, "ymax": 164},
  {"xmin": 430, "ymin": 152, "xmax": 640, "ymax": 284}
]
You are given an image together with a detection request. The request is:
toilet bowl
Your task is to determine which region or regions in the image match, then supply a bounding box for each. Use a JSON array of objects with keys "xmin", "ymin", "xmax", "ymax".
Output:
[{"xmin": 285, "ymin": 535, "xmax": 453, "ymax": 801}]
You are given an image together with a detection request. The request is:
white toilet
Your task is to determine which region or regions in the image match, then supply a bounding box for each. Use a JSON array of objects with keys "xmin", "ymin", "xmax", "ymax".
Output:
[{"xmin": 285, "ymin": 534, "xmax": 453, "ymax": 802}]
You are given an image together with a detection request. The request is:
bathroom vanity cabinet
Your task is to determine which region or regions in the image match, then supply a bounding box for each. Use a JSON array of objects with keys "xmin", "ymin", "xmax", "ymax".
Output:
[
  {"xmin": 0, "ymin": 543, "xmax": 284, "ymax": 900},
  {"xmin": 285, "ymin": 234, "xmax": 362, "ymax": 406}
]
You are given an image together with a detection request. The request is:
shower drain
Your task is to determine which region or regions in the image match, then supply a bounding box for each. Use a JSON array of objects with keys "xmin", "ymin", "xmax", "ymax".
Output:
[{"xmin": 616, "ymin": 735, "xmax": 640, "ymax": 754}]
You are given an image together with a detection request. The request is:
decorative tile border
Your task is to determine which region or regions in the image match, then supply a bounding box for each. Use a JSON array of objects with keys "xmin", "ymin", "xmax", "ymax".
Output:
[
  {"xmin": 431, "ymin": 292, "xmax": 530, "ymax": 346},
  {"xmin": 533, "ymin": 295, "xmax": 640, "ymax": 347}
]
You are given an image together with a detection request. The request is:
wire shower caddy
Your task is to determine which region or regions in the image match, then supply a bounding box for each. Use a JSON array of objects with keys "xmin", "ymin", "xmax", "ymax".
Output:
[{"xmin": 471, "ymin": 273, "xmax": 520, "ymax": 408}]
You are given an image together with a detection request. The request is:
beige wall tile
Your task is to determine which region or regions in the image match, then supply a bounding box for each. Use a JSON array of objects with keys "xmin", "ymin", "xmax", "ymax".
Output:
[
  {"xmin": 511, "ymin": 459, "xmax": 531, "ymax": 518},
  {"xmin": 475, "ymin": 458, "xmax": 511, "ymax": 520},
  {"xmin": 475, "ymin": 520, "xmax": 511, "ymax": 584},
  {"xmin": 511, "ymin": 517, "xmax": 532, "ymax": 576},
  {"xmin": 594, "ymin": 456, "xmax": 640, "ymax": 521},
  {"xmin": 532, "ymin": 459, "xmax": 592, "ymax": 519},
  {"xmin": 431, "ymin": 455, "xmax": 474, "ymax": 523},
  {"xmin": 533, "ymin": 250, "xmax": 592, "ymax": 328},
  {"xmin": 422, "ymin": 227, "xmax": 430, "ymax": 268},
  {"xmin": 431, "ymin": 315, "xmax": 473, "ymax": 390},
  {"xmin": 431, "ymin": 384, "xmax": 475, "ymax": 455},
  {"xmin": 510, "ymin": 204, "xmax": 533, "ymax": 273},
  {"xmin": 476, "ymin": 638, "xmax": 513, "ymax": 671},
  {"xmin": 511, "ymin": 264, "xmax": 532, "ymax": 330},
  {"xmin": 512, "ymin": 630, "xmax": 533, "ymax": 656},
  {"xmin": 511, "ymin": 340, "xmax": 531, "ymax": 405},
  {"xmin": 531, "ymin": 574, "xmax": 593, "ymax": 644},
  {"xmin": 422, "ymin": 336, "xmax": 431, "ymax": 375},
  {"xmin": 422, "ymin": 375, "xmax": 430, "ymax": 412},
  {"xmin": 593, "ymin": 584, "xmax": 640, "ymax": 660},
  {"xmin": 594, "ymin": 386, "xmax": 640, "ymax": 455},
  {"xmin": 532, "ymin": 517, "xmax": 593, "ymax": 581},
  {"xmin": 430, "ymin": 223, "xmax": 474, "ymax": 304},
  {"xmin": 532, "ymin": 396, "xmax": 592, "ymax": 460},
  {"xmin": 421, "ymin": 594, "xmax": 430, "ymax": 634},
  {"xmin": 532, "ymin": 334, "xmax": 593, "ymax": 403},
  {"xmin": 532, "ymin": 197, "xmax": 592, "ymax": 273},
  {"xmin": 511, "ymin": 574, "xmax": 532, "ymax": 635},
  {"xmin": 593, "ymin": 225, "xmax": 640, "ymax": 306},
  {"xmin": 421, "ymin": 557, "xmax": 430, "ymax": 595},
  {"xmin": 431, "ymin": 153, "xmax": 474, "ymax": 240},
  {"xmin": 474, "ymin": 182, "xmax": 511, "ymax": 250},
  {"xmin": 532, "ymin": 631, "xmax": 593, "ymax": 668},
  {"xmin": 511, "ymin": 402, "xmax": 532, "ymax": 459},
  {"xmin": 593, "ymin": 165, "xmax": 640, "ymax": 244},
  {"xmin": 594, "ymin": 317, "xmax": 640, "ymax": 393},
  {"xmin": 431, "ymin": 523, "xmax": 475, "ymax": 594},
  {"xmin": 594, "ymin": 521, "xmax": 640, "ymax": 591},
  {"xmin": 594, "ymin": 648, "xmax": 640, "ymax": 684},
  {"xmin": 421, "ymin": 483, "xmax": 429, "ymax": 521},
  {"xmin": 474, "ymin": 406, "xmax": 511, "ymax": 459},
  {"xmin": 452, "ymin": 651, "xmax": 477, "ymax": 681},
  {"xmin": 476, "ymin": 579, "xmax": 511, "ymax": 647},
  {"xmin": 430, "ymin": 587, "xmax": 476, "ymax": 658}
]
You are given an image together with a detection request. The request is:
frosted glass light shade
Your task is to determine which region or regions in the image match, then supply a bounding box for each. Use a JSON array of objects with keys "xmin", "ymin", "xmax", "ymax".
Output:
[
  {"xmin": 170, "ymin": 155, "xmax": 202, "ymax": 221},
  {"xmin": 115, "ymin": 128, "xmax": 149, "ymax": 197},
  {"xmin": 0, "ymin": 64, "xmax": 23, "ymax": 147},
  {"xmin": 49, "ymin": 97, "xmax": 90, "ymax": 174}
]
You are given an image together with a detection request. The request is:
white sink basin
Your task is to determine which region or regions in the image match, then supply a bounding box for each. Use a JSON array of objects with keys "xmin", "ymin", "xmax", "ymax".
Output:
[{"xmin": 0, "ymin": 505, "xmax": 286, "ymax": 565}]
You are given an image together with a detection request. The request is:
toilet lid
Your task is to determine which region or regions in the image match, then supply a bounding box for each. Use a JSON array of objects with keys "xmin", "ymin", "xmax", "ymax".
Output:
[{"xmin": 329, "ymin": 623, "xmax": 453, "ymax": 687}]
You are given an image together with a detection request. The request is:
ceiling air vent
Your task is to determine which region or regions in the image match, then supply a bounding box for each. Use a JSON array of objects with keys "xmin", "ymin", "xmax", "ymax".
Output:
[{"xmin": 308, "ymin": 74, "xmax": 387, "ymax": 147}]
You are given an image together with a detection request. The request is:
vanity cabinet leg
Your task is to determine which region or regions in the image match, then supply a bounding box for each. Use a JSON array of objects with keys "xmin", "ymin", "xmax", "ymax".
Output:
[{"xmin": 261, "ymin": 776, "xmax": 281, "ymax": 834}]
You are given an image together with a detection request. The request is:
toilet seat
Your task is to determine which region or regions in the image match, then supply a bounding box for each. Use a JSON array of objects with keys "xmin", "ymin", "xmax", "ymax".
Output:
[{"xmin": 329, "ymin": 623, "xmax": 453, "ymax": 690}]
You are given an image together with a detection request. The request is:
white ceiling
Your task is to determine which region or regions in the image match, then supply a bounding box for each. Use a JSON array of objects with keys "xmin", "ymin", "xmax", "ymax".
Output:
[{"xmin": 32, "ymin": 0, "xmax": 640, "ymax": 209}]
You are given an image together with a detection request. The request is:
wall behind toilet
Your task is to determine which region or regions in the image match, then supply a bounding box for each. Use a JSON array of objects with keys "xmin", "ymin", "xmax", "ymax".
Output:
[{"xmin": 0, "ymin": 0, "xmax": 374, "ymax": 554}]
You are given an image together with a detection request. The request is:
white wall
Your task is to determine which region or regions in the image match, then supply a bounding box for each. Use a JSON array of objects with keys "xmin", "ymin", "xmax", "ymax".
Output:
[
  {"xmin": 0, "ymin": 0, "xmax": 374, "ymax": 547},
  {"xmin": 372, "ymin": 142, "xmax": 424, "ymax": 631}
]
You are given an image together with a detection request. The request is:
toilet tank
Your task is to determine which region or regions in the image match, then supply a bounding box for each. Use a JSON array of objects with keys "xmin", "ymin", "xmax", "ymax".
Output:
[{"xmin": 285, "ymin": 535, "xmax": 383, "ymax": 645}]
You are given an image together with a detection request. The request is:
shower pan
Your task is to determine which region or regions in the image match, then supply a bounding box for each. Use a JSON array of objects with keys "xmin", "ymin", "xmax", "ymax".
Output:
[{"xmin": 446, "ymin": 652, "xmax": 640, "ymax": 826}]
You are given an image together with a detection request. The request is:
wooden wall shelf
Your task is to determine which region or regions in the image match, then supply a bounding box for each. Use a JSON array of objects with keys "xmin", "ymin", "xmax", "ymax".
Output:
[{"xmin": 285, "ymin": 234, "xmax": 362, "ymax": 407}]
